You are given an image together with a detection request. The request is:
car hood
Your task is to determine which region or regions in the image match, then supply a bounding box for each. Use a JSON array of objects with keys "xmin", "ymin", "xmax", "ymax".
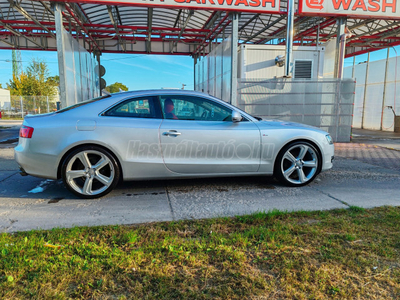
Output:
[{"xmin": 256, "ymin": 119, "xmax": 328, "ymax": 134}]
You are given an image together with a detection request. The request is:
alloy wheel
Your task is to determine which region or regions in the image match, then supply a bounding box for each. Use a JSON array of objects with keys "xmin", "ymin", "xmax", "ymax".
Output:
[
  {"xmin": 65, "ymin": 150, "xmax": 115, "ymax": 196},
  {"xmin": 279, "ymin": 143, "xmax": 319, "ymax": 185}
]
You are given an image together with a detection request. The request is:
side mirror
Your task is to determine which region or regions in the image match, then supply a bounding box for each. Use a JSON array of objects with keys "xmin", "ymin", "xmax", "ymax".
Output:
[{"xmin": 232, "ymin": 111, "xmax": 243, "ymax": 123}]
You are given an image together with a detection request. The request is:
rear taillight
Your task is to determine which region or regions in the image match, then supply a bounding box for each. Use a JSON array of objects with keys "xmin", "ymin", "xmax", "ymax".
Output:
[{"xmin": 19, "ymin": 126, "xmax": 34, "ymax": 138}]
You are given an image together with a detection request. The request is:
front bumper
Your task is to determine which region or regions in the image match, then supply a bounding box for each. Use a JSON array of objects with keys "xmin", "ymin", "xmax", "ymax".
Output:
[{"xmin": 321, "ymin": 144, "xmax": 335, "ymax": 172}]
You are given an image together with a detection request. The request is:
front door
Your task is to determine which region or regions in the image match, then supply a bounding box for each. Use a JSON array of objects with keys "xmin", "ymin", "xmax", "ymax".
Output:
[{"xmin": 159, "ymin": 95, "xmax": 261, "ymax": 174}]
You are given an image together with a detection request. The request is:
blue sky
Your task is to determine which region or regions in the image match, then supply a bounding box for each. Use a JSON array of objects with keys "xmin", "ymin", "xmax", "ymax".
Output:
[
  {"xmin": 1, "ymin": 46, "xmax": 399, "ymax": 90},
  {"xmin": 0, "ymin": 50, "xmax": 195, "ymax": 90}
]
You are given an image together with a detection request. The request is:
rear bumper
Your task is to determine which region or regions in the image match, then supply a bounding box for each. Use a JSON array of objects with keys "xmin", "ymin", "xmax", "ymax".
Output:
[{"xmin": 14, "ymin": 138, "xmax": 58, "ymax": 179}]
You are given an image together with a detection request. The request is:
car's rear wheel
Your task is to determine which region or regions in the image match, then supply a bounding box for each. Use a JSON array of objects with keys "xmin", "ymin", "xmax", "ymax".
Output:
[
  {"xmin": 274, "ymin": 141, "xmax": 321, "ymax": 187},
  {"xmin": 61, "ymin": 146, "xmax": 120, "ymax": 199}
]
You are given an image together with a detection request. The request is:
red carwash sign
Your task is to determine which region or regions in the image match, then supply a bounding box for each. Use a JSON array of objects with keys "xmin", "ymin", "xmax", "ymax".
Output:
[
  {"xmin": 299, "ymin": 0, "xmax": 400, "ymax": 19},
  {"xmin": 63, "ymin": 0, "xmax": 281, "ymax": 13}
]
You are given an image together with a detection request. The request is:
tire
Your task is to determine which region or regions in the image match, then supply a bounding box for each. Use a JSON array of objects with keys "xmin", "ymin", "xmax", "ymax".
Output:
[
  {"xmin": 61, "ymin": 145, "xmax": 120, "ymax": 199},
  {"xmin": 274, "ymin": 141, "xmax": 321, "ymax": 187}
]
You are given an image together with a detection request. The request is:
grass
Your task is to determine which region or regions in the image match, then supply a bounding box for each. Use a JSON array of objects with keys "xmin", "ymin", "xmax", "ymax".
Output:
[{"xmin": 1, "ymin": 206, "xmax": 399, "ymax": 299}]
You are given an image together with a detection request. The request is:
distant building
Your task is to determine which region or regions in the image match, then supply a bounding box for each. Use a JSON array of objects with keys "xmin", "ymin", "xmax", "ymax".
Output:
[{"xmin": 0, "ymin": 89, "xmax": 11, "ymax": 110}]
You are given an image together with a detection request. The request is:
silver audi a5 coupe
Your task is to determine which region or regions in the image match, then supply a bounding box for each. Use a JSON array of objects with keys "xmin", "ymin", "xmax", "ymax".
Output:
[{"xmin": 15, "ymin": 90, "xmax": 334, "ymax": 199}]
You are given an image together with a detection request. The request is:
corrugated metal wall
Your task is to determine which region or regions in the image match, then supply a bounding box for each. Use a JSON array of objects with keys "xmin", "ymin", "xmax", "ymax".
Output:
[
  {"xmin": 344, "ymin": 55, "xmax": 400, "ymax": 131},
  {"xmin": 194, "ymin": 36, "xmax": 232, "ymax": 102}
]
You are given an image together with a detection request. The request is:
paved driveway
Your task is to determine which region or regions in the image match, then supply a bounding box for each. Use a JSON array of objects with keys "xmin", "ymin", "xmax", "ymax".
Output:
[{"xmin": 1, "ymin": 141, "xmax": 399, "ymax": 232}]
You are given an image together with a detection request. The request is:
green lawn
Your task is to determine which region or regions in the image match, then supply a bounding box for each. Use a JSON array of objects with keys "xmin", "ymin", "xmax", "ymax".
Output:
[{"xmin": 1, "ymin": 206, "xmax": 399, "ymax": 299}]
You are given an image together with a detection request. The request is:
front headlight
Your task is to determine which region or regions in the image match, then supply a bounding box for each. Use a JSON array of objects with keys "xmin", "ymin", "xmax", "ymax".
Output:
[{"xmin": 326, "ymin": 134, "xmax": 333, "ymax": 145}]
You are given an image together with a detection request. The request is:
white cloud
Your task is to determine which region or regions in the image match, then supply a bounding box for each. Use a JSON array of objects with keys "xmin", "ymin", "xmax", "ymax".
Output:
[
  {"xmin": 162, "ymin": 71, "xmax": 180, "ymax": 77},
  {"xmin": 146, "ymin": 56, "xmax": 193, "ymax": 70},
  {"xmin": 107, "ymin": 60, "xmax": 156, "ymax": 71}
]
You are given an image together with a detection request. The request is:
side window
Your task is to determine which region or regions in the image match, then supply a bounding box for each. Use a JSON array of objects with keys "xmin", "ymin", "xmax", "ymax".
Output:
[
  {"xmin": 160, "ymin": 95, "xmax": 233, "ymax": 122},
  {"xmin": 104, "ymin": 96, "xmax": 161, "ymax": 119}
]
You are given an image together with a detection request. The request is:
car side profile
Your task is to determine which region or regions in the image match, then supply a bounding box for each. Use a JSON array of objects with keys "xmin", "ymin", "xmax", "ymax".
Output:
[{"xmin": 15, "ymin": 90, "xmax": 334, "ymax": 198}]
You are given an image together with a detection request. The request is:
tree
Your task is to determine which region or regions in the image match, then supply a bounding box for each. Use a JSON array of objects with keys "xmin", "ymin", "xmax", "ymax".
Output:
[
  {"xmin": 0, "ymin": 83, "xmax": 2, "ymax": 89},
  {"xmin": 7, "ymin": 58, "xmax": 59, "ymax": 113},
  {"xmin": 8, "ymin": 72, "xmax": 31, "ymax": 96},
  {"xmin": 47, "ymin": 75, "xmax": 60, "ymax": 87},
  {"xmin": 105, "ymin": 82, "xmax": 128, "ymax": 93},
  {"xmin": 8, "ymin": 58, "xmax": 58, "ymax": 97}
]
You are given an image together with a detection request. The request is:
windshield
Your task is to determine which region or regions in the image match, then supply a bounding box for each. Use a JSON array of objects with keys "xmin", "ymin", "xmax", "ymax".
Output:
[
  {"xmin": 226, "ymin": 102, "xmax": 262, "ymax": 121},
  {"xmin": 252, "ymin": 115, "xmax": 263, "ymax": 121},
  {"xmin": 56, "ymin": 95, "xmax": 111, "ymax": 113},
  {"xmin": 206, "ymin": 95, "xmax": 262, "ymax": 121},
  {"xmin": 232, "ymin": 105, "xmax": 262, "ymax": 121}
]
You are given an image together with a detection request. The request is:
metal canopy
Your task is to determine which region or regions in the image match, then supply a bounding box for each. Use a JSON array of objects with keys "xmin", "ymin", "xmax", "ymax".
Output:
[{"xmin": 1, "ymin": 0, "xmax": 400, "ymax": 57}]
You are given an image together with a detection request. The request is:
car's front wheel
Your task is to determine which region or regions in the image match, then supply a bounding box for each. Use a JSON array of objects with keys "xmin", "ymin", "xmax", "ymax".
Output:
[
  {"xmin": 274, "ymin": 141, "xmax": 321, "ymax": 187},
  {"xmin": 61, "ymin": 146, "xmax": 120, "ymax": 199}
]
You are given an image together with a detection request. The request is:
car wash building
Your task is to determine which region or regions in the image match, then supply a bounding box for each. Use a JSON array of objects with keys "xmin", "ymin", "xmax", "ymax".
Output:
[{"xmin": 0, "ymin": 0, "xmax": 399, "ymax": 141}]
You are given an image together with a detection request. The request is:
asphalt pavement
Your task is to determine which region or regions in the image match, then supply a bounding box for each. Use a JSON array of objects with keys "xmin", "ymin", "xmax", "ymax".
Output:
[
  {"xmin": 0, "ymin": 120, "xmax": 21, "ymax": 147},
  {"xmin": 0, "ymin": 123, "xmax": 399, "ymax": 232}
]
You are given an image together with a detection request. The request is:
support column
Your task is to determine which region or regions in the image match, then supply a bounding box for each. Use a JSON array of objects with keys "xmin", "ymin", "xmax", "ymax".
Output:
[
  {"xmin": 285, "ymin": 0, "xmax": 295, "ymax": 77},
  {"xmin": 53, "ymin": 2, "xmax": 67, "ymax": 108},
  {"xmin": 214, "ymin": 33, "xmax": 217, "ymax": 98},
  {"xmin": 193, "ymin": 54, "xmax": 197, "ymax": 91},
  {"xmin": 334, "ymin": 18, "xmax": 347, "ymax": 79},
  {"xmin": 221, "ymin": 30, "xmax": 224, "ymax": 98},
  {"xmin": 361, "ymin": 53, "xmax": 370, "ymax": 129},
  {"xmin": 230, "ymin": 12, "xmax": 239, "ymax": 106},
  {"xmin": 95, "ymin": 51, "xmax": 101, "ymax": 95},
  {"xmin": 380, "ymin": 48, "xmax": 390, "ymax": 130}
]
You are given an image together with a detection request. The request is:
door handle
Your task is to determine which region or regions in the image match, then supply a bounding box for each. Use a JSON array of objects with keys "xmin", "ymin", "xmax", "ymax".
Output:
[{"xmin": 163, "ymin": 130, "xmax": 181, "ymax": 137}]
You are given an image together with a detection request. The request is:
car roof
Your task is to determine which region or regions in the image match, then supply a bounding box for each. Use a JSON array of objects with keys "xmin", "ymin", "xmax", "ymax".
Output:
[
  {"xmin": 108, "ymin": 89, "xmax": 235, "ymax": 110},
  {"xmin": 109, "ymin": 89, "xmax": 213, "ymax": 98}
]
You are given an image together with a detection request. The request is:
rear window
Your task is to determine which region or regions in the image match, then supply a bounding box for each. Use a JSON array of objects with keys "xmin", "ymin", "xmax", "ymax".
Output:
[{"xmin": 56, "ymin": 95, "xmax": 111, "ymax": 113}]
